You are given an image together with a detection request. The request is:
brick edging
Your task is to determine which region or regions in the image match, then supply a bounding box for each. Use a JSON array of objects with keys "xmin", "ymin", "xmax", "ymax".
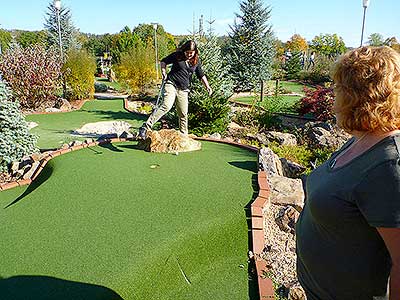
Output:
[{"xmin": 252, "ymin": 170, "xmax": 274, "ymax": 299}]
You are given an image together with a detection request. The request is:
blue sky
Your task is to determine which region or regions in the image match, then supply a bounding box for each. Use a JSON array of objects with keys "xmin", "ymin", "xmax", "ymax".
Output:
[{"xmin": 0, "ymin": 0, "xmax": 398, "ymax": 48}]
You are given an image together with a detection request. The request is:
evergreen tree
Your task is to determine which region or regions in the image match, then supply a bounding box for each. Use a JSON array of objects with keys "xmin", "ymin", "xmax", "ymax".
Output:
[
  {"xmin": 284, "ymin": 51, "xmax": 302, "ymax": 79},
  {"xmin": 44, "ymin": 1, "xmax": 80, "ymax": 53},
  {"xmin": 0, "ymin": 81, "xmax": 37, "ymax": 173},
  {"xmin": 227, "ymin": 0, "xmax": 275, "ymax": 92},
  {"xmin": 188, "ymin": 33, "xmax": 234, "ymax": 135}
]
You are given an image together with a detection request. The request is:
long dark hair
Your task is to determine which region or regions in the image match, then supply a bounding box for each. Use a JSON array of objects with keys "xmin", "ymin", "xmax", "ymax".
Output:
[{"xmin": 178, "ymin": 40, "xmax": 199, "ymax": 66}]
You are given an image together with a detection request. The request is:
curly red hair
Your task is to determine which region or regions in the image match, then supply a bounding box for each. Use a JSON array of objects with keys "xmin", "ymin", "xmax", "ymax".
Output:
[{"xmin": 331, "ymin": 46, "xmax": 400, "ymax": 132}]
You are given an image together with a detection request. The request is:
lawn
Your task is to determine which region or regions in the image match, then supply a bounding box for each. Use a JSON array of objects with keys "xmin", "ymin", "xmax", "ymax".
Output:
[
  {"xmin": 96, "ymin": 77, "xmax": 127, "ymax": 93},
  {"xmin": 0, "ymin": 141, "xmax": 258, "ymax": 300}
]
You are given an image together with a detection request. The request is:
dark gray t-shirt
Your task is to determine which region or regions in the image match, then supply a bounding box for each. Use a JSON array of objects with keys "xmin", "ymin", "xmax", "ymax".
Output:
[{"xmin": 296, "ymin": 134, "xmax": 400, "ymax": 300}]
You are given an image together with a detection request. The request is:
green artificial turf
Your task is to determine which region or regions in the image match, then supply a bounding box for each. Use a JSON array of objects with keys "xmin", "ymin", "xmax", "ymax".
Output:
[
  {"xmin": 26, "ymin": 100, "xmax": 146, "ymax": 149},
  {"xmin": 0, "ymin": 141, "xmax": 258, "ymax": 300}
]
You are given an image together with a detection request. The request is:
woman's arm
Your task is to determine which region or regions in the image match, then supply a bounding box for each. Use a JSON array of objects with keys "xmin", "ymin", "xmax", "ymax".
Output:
[
  {"xmin": 377, "ymin": 227, "xmax": 400, "ymax": 300},
  {"xmin": 200, "ymin": 76, "xmax": 212, "ymax": 96}
]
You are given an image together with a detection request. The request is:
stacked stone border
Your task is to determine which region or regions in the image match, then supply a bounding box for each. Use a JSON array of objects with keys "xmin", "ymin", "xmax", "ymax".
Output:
[{"xmin": 1, "ymin": 98, "xmax": 275, "ymax": 298}]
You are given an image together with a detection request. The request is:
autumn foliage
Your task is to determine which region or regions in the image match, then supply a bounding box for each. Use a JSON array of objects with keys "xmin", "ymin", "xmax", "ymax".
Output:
[
  {"xmin": 0, "ymin": 44, "xmax": 62, "ymax": 110},
  {"xmin": 298, "ymin": 86, "xmax": 335, "ymax": 121}
]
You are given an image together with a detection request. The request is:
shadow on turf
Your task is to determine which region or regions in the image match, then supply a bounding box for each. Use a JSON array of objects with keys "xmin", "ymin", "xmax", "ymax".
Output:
[
  {"xmin": 244, "ymin": 172, "xmax": 263, "ymax": 300},
  {"xmin": 82, "ymin": 109, "xmax": 147, "ymax": 122},
  {"xmin": 228, "ymin": 161, "xmax": 258, "ymax": 172},
  {"xmin": 4, "ymin": 163, "xmax": 54, "ymax": 209},
  {"xmin": 0, "ymin": 275, "xmax": 124, "ymax": 300}
]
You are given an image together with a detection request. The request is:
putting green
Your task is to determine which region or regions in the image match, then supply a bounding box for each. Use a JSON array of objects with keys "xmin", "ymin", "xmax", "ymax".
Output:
[
  {"xmin": 26, "ymin": 99, "xmax": 146, "ymax": 149},
  {"xmin": 0, "ymin": 141, "xmax": 258, "ymax": 299}
]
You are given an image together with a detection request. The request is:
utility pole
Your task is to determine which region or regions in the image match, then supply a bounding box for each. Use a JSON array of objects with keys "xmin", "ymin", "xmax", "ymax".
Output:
[
  {"xmin": 151, "ymin": 23, "xmax": 159, "ymax": 81},
  {"xmin": 360, "ymin": 0, "xmax": 371, "ymax": 47}
]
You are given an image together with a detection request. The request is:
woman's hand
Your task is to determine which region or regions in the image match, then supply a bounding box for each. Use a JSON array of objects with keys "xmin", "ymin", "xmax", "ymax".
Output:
[{"xmin": 207, "ymin": 86, "xmax": 213, "ymax": 96}]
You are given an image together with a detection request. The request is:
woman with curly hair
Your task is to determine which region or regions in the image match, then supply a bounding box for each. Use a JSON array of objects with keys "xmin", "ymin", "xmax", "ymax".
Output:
[
  {"xmin": 138, "ymin": 40, "xmax": 212, "ymax": 138},
  {"xmin": 296, "ymin": 46, "xmax": 400, "ymax": 300}
]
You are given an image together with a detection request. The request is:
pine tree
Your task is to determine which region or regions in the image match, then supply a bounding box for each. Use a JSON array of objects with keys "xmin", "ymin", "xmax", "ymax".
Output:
[
  {"xmin": 227, "ymin": 0, "xmax": 275, "ymax": 92},
  {"xmin": 0, "ymin": 81, "xmax": 38, "ymax": 173},
  {"xmin": 44, "ymin": 1, "xmax": 80, "ymax": 53},
  {"xmin": 284, "ymin": 51, "xmax": 303, "ymax": 79},
  {"xmin": 188, "ymin": 32, "xmax": 234, "ymax": 135}
]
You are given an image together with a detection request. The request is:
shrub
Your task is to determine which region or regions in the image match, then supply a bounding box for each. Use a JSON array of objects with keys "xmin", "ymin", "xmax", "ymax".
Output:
[
  {"xmin": 94, "ymin": 82, "xmax": 108, "ymax": 93},
  {"xmin": 114, "ymin": 42, "xmax": 155, "ymax": 94},
  {"xmin": 0, "ymin": 81, "xmax": 38, "ymax": 173},
  {"xmin": 188, "ymin": 34, "xmax": 234, "ymax": 136},
  {"xmin": 297, "ymin": 86, "xmax": 335, "ymax": 121},
  {"xmin": 269, "ymin": 142, "xmax": 334, "ymax": 174},
  {"xmin": 0, "ymin": 44, "xmax": 62, "ymax": 110},
  {"xmin": 63, "ymin": 49, "xmax": 97, "ymax": 100}
]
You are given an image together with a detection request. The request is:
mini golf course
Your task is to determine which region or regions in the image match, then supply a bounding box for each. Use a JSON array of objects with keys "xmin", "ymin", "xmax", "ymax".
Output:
[{"xmin": 0, "ymin": 99, "xmax": 259, "ymax": 300}]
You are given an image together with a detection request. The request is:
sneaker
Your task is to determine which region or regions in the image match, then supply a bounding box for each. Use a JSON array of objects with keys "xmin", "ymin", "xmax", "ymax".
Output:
[{"xmin": 138, "ymin": 126, "xmax": 147, "ymax": 139}]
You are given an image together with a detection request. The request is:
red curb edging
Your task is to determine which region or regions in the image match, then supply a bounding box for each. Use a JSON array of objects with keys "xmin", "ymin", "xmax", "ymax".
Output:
[{"xmin": 251, "ymin": 170, "xmax": 275, "ymax": 299}]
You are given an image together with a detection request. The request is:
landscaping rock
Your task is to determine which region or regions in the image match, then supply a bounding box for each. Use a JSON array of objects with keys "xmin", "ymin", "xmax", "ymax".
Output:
[
  {"xmin": 268, "ymin": 175, "xmax": 304, "ymax": 212},
  {"xmin": 73, "ymin": 121, "xmax": 132, "ymax": 137},
  {"xmin": 55, "ymin": 98, "xmax": 72, "ymax": 111},
  {"xmin": 280, "ymin": 158, "xmax": 306, "ymax": 178},
  {"xmin": 137, "ymin": 129, "xmax": 201, "ymax": 153},
  {"xmin": 305, "ymin": 122, "xmax": 349, "ymax": 149},
  {"xmin": 265, "ymin": 131, "xmax": 297, "ymax": 146},
  {"xmin": 258, "ymin": 147, "xmax": 283, "ymax": 177},
  {"xmin": 275, "ymin": 205, "xmax": 300, "ymax": 234},
  {"xmin": 209, "ymin": 133, "xmax": 221, "ymax": 139},
  {"xmin": 27, "ymin": 122, "xmax": 38, "ymax": 130}
]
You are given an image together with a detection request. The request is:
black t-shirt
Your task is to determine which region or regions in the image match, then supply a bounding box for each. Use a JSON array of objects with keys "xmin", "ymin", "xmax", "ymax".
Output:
[
  {"xmin": 161, "ymin": 52, "xmax": 205, "ymax": 90},
  {"xmin": 296, "ymin": 134, "xmax": 400, "ymax": 300}
]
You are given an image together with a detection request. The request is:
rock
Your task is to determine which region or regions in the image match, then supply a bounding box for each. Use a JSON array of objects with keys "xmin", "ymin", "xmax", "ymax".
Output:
[
  {"xmin": 27, "ymin": 122, "xmax": 38, "ymax": 130},
  {"xmin": 45, "ymin": 107, "xmax": 61, "ymax": 113},
  {"xmin": 209, "ymin": 133, "xmax": 221, "ymax": 139},
  {"xmin": 246, "ymin": 132, "xmax": 269, "ymax": 146},
  {"xmin": 137, "ymin": 129, "xmax": 201, "ymax": 153},
  {"xmin": 275, "ymin": 205, "xmax": 300, "ymax": 234},
  {"xmin": 22, "ymin": 161, "xmax": 41, "ymax": 180},
  {"xmin": 305, "ymin": 122, "xmax": 350, "ymax": 149},
  {"xmin": 268, "ymin": 175, "xmax": 305, "ymax": 212},
  {"xmin": 227, "ymin": 121, "xmax": 244, "ymax": 130},
  {"xmin": 55, "ymin": 98, "xmax": 72, "ymax": 111},
  {"xmin": 280, "ymin": 158, "xmax": 306, "ymax": 178},
  {"xmin": 73, "ymin": 121, "xmax": 132, "ymax": 137},
  {"xmin": 258, "ymin": 147, "xmax": 283, "ymax": 177},
  {"xmin": 265, "ymin": 131, "xmax": 297, "ymax": 146}
]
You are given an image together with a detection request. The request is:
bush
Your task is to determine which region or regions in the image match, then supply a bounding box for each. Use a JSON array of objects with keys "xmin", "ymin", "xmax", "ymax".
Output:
[
  {"xmin": 94, "ymin": 82, "xmax": 108, "ymax": 93},
  {"xmin": 269, "ymin": 142, "xmax": 334, "ymax": 174},
  {"xmin": 0, "ymin": 44, "xmax": 62, "ymax": 110},
  {"xmin": 0, "ymin": 81, "xmax": 38, "ymax": 173},
  {"xmin": 114, "ymin": 42, "xmax": 155, "ymax": 94},
  {"xmin": 297, "ymin": 86, "xmax": 335, "ymax": 121},
  {"xmin": 63, "ymin": 49, "xmax": 97, "ymax": 100}
]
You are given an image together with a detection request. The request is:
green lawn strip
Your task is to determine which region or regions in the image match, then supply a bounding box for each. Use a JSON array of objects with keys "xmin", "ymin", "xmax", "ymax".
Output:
[
  {"xmin": 233, "ymin": 95, "xmax": 301, "ymax": 111},
  {"xmin": 96, "ymin": 77, "xmax": 126, "ymax": 92},
  {"xmin": 265, "ymin": 80, "xmax": 313, "ymax": 95},
  {"xmin": 0, "ymin": 141, "xmax": 257, "ymax": 300},
  {"xmin": 26, "ymin": 99, "xmax": 146, "ymax": 149}
]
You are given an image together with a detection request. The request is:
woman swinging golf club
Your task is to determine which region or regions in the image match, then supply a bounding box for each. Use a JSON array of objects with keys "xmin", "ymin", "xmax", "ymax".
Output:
[{"xmin": 138, "ymin": 40, "xmax": 212, "ymax": 139}]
